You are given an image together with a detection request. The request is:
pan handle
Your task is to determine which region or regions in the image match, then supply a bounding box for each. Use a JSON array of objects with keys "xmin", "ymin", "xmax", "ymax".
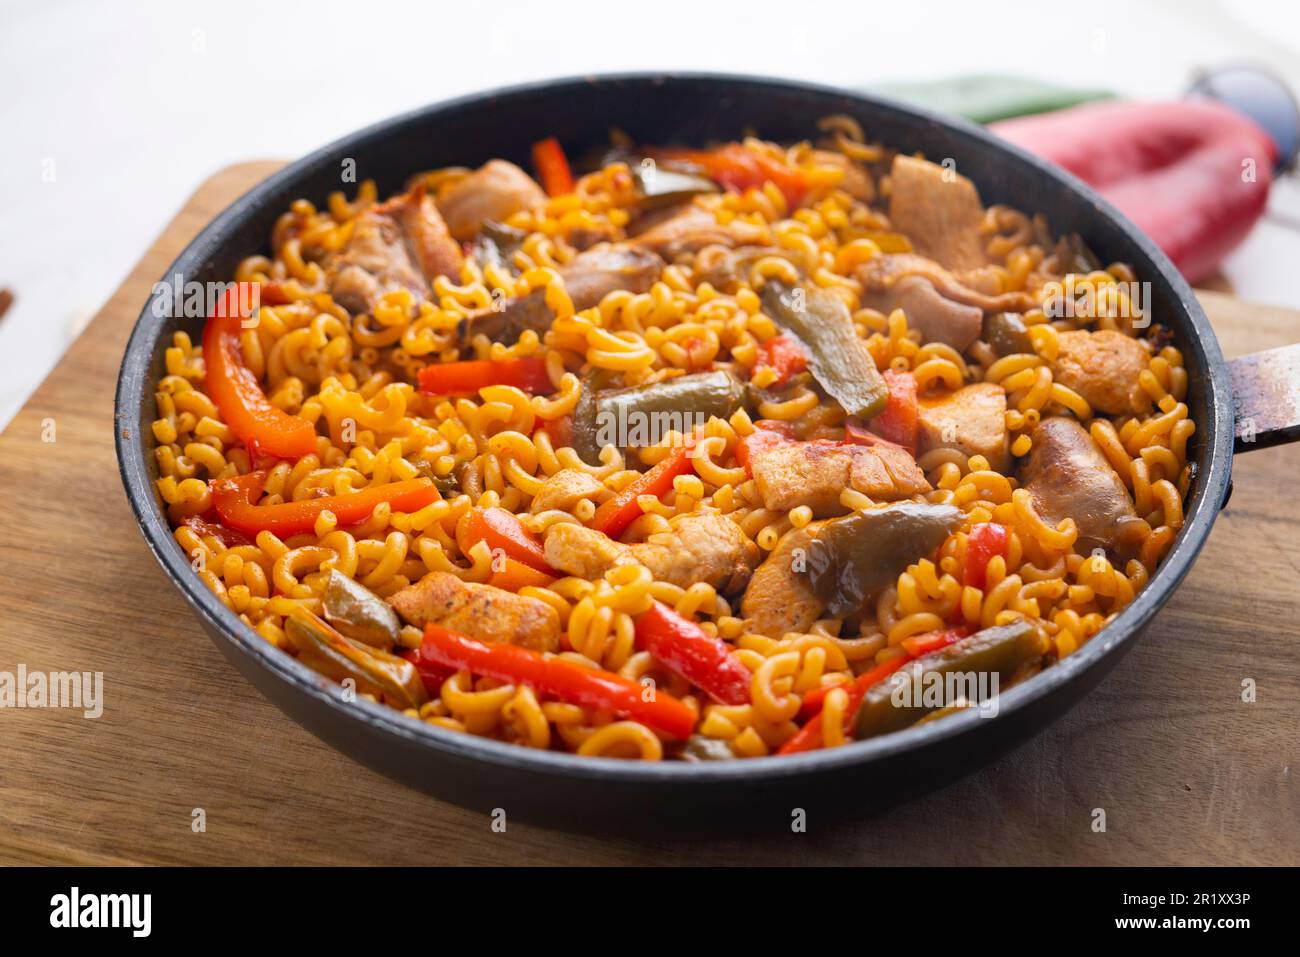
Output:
[{"xmin": 1229, "ymin": 343, "xmax": 1300, "ymax": 452}]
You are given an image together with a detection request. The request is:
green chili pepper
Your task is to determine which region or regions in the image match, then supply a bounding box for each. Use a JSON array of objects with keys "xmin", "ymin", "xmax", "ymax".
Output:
[
  {"xmin": 761, "ymin": 280, "xmax": 888, "ymax": 419},
  {"xmin": 982, "ymin": 312, "xmax": 1033, "ymax": 357},
  {"xmin": 590, "ymin": 370, "xmax": 751, "ymax": 455},
  {"xmin": 804, "ymin": 502, "xmax": 963, "ymax": 618},
  {"xmin": 632, "ymin": 163, "xmax": 718, "ymax": 209},
  {"xmin": 322, "ymin": 569, "xmax": 401, "ymax": 648},
  {"xmin": 854, "ymin": 620, "xmax": 1041, "ymax": 739},
  {"xmin": 284, "ymin": 610, "xmax": 427, "ymax": 711}
]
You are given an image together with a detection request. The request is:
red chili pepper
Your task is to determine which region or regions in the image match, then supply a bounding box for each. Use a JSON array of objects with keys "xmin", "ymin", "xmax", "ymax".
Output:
[
  {"xmin": 532, "ymin": 137, "xmax": 574, "ymax": 196},
  {"xmin": 202, "ymin": 284, "xmax": 318, "ymax": 460},
  {"xmin": 419, "ymin": 624, "xmax": 697, "ymax": 739},
  {"xmin": 991, "ymin": 99, "xmax": 1276, "ymax": 283},
  {"xmin": 417, "ymin": 358, "xmax": 554, "ymax": 396},
  {"xmin": 653, "ymin": 144, "xmax": 808, "ymax": 207},
  {"xmin": 778, "ymin": 658, "xmax": 909, "ymax": 755},
  {"xmin": 590, "ymin": 439, "xmax": 697, "ymax": 540},
  {"xmin": 963, "ymin": 522, "xmax": 1009, "ymax": 591},
  {"xmin": 866, "ymin": 369, "xmax": 918, "ymax": 454},
  {"xmin": 753, "ymin": 334, "xmax": 808, "ymax": 387},
  {"xmin": 456, "ymin": 506, "xmax": 555, "ymax": 575},
  {"xmin": 211, "ymin": 471, "xmax": 440, "ymax": 537},
  {"xmin": 634, "ymin": 601, "xmax": 752, "ymax": 705}
]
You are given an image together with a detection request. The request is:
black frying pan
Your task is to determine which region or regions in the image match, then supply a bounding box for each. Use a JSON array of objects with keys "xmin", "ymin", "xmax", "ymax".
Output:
[{"xmin": 113, "ymin": 73, "xmax": 1300, "ymax": 832}]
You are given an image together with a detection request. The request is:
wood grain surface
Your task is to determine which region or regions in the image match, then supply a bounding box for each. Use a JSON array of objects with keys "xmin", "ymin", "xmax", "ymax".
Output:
[{"xmin": 0, "ymin": 164, "xmax": 1296, "ymax": 866}]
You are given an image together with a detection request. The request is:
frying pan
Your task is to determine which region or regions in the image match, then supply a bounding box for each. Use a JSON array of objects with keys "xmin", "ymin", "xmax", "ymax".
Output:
[{"xmin": 113, "ymin": 73, "xmax": 1300, "ymax": 831}]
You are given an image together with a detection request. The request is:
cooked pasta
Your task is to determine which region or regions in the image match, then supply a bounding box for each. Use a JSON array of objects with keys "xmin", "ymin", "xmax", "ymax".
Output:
[{"xmin": 152, "ymin": 121, "xmax": 1193, "ymax": 761}]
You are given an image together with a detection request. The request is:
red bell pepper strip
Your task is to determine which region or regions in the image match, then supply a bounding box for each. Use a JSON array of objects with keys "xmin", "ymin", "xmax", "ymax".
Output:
[
  {"xmin": 398, "ymin": 648, "xmax": 455, "ymax": 696},
  {"xmin": 211, "ymin": 471, "xmax": 440, "ymax": 537},
  {"xmin": 182, "ymin": 513, "xmax": 253, "ymax": 549},
  {"xmin": 419, "ymin": 624, "xmax": 697, "ymax": 739},
  {"xmin": 418, "ymin": 358, "xmax": 554, "ymax": 396},
  {"xmin": 457, "ymin": 506, "xmax": 555, "ymax": 575},
  {"xmin": 778, "ymin": 658, "xmax": 910, "ymax": 755},
  {"xmin": 590, "ymin": 439, "xmax": 697, "ymax": 540},
  {"xmin": 795, "ymin": 677, "xmax": 849, "ymax": 721},
  {"xmin": 963, "ymin": 522, "xmax": 1009, "ymax": 590},
  {"xmin": 202, "ymin": 284, "xmax": 318, "ymax": 460},
  {"xmin": 992, "ymin": 99, "xmax": 1276, "ymax": 283},
  {"xmin": 634, "ymin": 601, "xmax": 752, "ymax": 705},
  {"xmin": 488, "ymin": 557, "xmax": 556, "ymax": 593},
  {"xmin": 753, "ymin": 334, "xmax": 808, "ymax": 387},
  {"xmin": 865, "ymin": 369, "xmax": 918, "ymax": 454},
  {"xmin": 899, "ymin": 625, "xmax": 972, "ymax": 659},
  {"xmin": 536, "ymin": 414, "xmax": 572, "ymax": 450},
  {"xmin": 532, "ymin": 137, "xmax": 574, "ymax": 197},
  {"xmin": 651, "ymin": 143, "xmax": 808, "ymax": 207}
]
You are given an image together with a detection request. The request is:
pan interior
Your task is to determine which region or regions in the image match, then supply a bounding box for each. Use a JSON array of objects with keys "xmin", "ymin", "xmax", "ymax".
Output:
[{"xmin": 114, "ymin": 73, "xmax": 1234, "ymax": 783}]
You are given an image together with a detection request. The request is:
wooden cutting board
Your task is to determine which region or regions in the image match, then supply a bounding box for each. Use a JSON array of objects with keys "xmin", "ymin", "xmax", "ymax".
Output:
[{"xmin": 0, "ymin": 163, "xmax": 1296, "ymax": 866}]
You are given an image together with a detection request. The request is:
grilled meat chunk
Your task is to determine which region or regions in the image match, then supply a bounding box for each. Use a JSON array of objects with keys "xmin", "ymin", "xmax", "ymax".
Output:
[
  {"xmin": 1050, "ymin": 329, "xmax": 1151, "ymax": 416},
  {"xmin": 742, "ymin": 429, "xmax": 929, "ymax": 516},
  {"xmin": 1021, "ymin": 417, "xmax": 1146, "ymax": 553},
  {"xmin": 437, "ymin": 160, "xmax": 546, "ymax": 242},
  {"xmin": 326, "ymin": 184, "xmax": 463, "ymax": 314},
  {"xmin": 543, "ymin": 510, "xmax": 759, "ymax": 595},
  {"xmin": 460, "ymin": 243, "xmax": 662, "ymax": 347},
  {"xmin": 917, "ymin": 382, "xmax": 1010, "ymax": 471},
  {"xmin": 631, "ymin": 204, "xmax": 768, "ymax": 259},
  {"xmin": 389, "ymin": 572, "xmax": 561, "ymax": 653},
  {"xmin": 886, "ymin": 155, "xmax": 988, "ymax": 272}
]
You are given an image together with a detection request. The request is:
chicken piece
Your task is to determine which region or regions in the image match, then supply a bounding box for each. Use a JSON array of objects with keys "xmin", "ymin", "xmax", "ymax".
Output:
[
  {"xmin": 459, "ymin": 243, "xmax": 663, "ymax": 347},
  {"xmin": 558, "ymin": 244, "xmax": 663, "ymax": 306},
  {"xmin": 567, "ymin": 221, "xmax": 623, "ymax": 250},
  {"xmin": 1050, "ymin": 329, "xmax": 1151, "ymax": 416},
  {"xmin": 740, "ymin": 523, "xmax": 826, "ymax": 637},
  {"xmin": 389, "ymin": 572, "xmax": 561, "ymax": 653},
  {"xmin": 858, "ymin": 253, "xmax": 1035, "ymax": 313},
  {"xmin": 917, "ymin": 382, "xmax": 1010, "ymax": 471},
  {"xmin": 529, "ymin": 469, "xmax": 606, "ymax": 514},
  {"xmin": 1021, "ymin": 417, "xmax": 1146, "ymax": 554},
  {"xmin": 862, "ymin": 274, "xmax": 984, "ymax": 351},
  {"xmin": 630, "ymin": 204, "xmax": 768, "ymax": 259},
  {"xmin": 745, "ymin": 432, "xmax": 930, "ymax": 516},
  {"xmin": 887, "ymin": 155, "xmax": 988, "ymax": 271},
  {"xmin": 326, "ymin": 184, "xmax": 463, "ymax": 314},
  {"xmin": 437, "ymin": 160, "xmax": 546, "ymax": 242},
  {"xmin": 543, "ymin": 511, "xmax": 759, "ymax": 595}
]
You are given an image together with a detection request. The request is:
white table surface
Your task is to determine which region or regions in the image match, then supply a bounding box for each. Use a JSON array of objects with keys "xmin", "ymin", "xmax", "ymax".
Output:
[{"xmin": 2, "ymin": 0, "xmax": 1298, "ymax": 426}]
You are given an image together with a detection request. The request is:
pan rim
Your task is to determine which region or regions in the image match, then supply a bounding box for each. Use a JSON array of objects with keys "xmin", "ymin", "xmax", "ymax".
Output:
[{"xmin": 114, "ymin": 70, "xmax": 1235, "ymax": 785}]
